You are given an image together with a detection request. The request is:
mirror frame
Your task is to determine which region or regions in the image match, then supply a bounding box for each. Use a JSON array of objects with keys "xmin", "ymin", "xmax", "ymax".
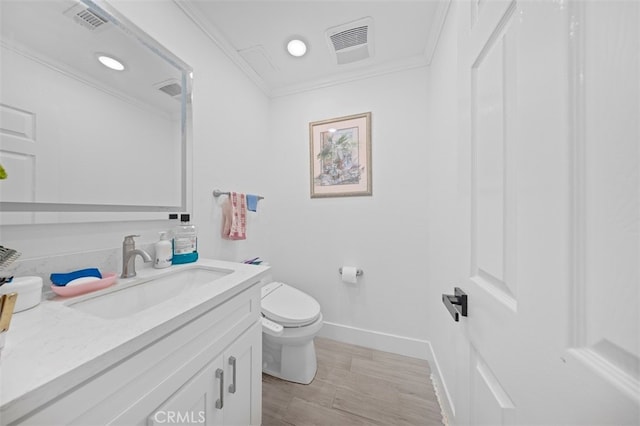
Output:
[{"xmin": 0, "ymin": 0, "xmax": 192, "ymax": 218}]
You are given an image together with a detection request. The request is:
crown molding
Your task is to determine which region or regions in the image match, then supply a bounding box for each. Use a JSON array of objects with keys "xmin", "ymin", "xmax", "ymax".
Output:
[
  {"xmin": 270, "ymin": 55, "xmax": 429, "ymax": 98},
  {"xmin": 173, "ymin": 0, "xmax": 272, "ymax": 97},
  {"xmin": 424, "ymin": 0, "xmax": 452, "ymax": 65},
  {"xmin": 175, "ymin": 0, "xmax": 451, "ymax": 99}
]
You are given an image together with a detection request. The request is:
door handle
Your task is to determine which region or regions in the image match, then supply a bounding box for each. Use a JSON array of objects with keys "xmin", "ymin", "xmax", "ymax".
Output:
[{"xmin": 442, "ymin": 287, "xmax": 468, "ymax": 322}]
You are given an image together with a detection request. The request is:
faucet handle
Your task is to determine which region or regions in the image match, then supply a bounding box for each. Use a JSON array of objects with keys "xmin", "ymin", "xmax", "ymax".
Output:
[{"xmin": 123, "ymin": 235, "xmax": 140, "ymax": 244}]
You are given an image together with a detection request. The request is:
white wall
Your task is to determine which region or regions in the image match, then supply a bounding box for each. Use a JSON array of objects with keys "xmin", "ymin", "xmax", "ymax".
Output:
[
  {"xmin": 264, "ymin": 69, "xmax": 431, "ymax": 352},
  {"xmin": 0, "ymin": 1, "xmax": 270, "ymax": 267}
]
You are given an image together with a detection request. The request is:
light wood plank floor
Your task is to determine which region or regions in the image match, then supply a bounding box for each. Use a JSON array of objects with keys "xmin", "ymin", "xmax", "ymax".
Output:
[{"xmin": 262, "ymin": 337, "xmax": 444, "ymax": 426}]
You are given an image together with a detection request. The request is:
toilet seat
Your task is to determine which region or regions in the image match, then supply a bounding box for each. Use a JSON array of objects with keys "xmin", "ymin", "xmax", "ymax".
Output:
[{"xmin": 261, "ymin": 282, "xmax": 321, "ymax": 327}]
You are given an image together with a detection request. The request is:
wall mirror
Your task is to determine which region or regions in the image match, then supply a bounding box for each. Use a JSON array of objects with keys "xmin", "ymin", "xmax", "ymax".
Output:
[{"xmin": 0, "ymin": 0, "xmax": 192, "ymax": 224}]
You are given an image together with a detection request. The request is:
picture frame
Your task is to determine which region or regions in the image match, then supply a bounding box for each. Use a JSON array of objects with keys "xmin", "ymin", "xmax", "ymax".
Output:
[{"xmin": 309, "ymin": 112, "xmax": 372, "ymax": 198}]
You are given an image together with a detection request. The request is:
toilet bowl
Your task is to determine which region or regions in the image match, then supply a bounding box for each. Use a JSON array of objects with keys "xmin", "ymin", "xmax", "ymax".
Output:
[{"xmin": 261, "ymin": 281, "xmax": 323, "ymax": 384}]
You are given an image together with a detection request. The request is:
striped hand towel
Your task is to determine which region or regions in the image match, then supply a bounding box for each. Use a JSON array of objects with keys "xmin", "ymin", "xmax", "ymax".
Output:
[{"xmin": 222, "ymin": 192, "xmax": 247, "ymax": 240}]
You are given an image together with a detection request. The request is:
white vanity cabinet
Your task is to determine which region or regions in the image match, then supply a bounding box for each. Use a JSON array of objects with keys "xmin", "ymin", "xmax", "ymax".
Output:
[
  {"xmin": 147, "ymin": 324, "xmax": 262, "ymax": 426},
  {"xmin": 11, "ymin": 283, "xmax": 263, "ymax": 426}
]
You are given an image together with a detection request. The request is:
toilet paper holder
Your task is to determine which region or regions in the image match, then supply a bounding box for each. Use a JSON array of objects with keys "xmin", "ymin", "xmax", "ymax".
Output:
[{"xmin": 338, "ymin": 267, "xmax": 363, "ymax": 277}]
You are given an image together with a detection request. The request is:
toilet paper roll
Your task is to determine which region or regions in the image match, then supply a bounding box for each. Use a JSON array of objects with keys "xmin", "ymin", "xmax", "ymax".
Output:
[{"xmin": 341, "ymin": 266, "xmax": 359, "ymax": 284}]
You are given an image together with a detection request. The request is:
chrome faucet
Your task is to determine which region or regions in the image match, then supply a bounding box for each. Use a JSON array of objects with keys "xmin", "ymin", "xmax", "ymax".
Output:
[{"xmin": 121, "ymin": 235, "xmax": 152, "ymax": 278}]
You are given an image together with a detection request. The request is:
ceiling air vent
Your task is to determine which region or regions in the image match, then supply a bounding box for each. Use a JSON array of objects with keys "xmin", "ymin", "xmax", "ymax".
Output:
[
  {"xmin": 154, "ymin": 79, "xmax": 182, "ymax": 100},
  {"xmin": 63, "ymin": 3, "xmax": 109, "ymax": 33},
  {"xmin": 326, "ymin": 17, "xmax": 374, "ymax": 65}
]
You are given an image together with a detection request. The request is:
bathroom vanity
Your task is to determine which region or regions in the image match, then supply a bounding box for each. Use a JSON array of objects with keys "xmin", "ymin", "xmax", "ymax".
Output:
[{"xmin": 0, "ymin": 259, "xmax": 268, "ymax": 425}]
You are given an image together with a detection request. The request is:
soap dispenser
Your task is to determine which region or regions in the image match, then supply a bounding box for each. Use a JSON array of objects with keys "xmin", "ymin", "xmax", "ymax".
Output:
[{"xmin": 154, "ymin": 232, "xmax": 173, "ymax": 269}]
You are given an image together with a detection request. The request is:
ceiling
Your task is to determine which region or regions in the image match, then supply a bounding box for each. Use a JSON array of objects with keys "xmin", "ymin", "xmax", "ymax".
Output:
[{"xmin": 179, "ymin": 1, "xmax": 450, "ymax": 97}]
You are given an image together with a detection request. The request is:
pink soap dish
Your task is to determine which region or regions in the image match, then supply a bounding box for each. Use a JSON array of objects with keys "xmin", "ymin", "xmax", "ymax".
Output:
[{"xmin": 51, "ymin": 273, "xmax": 117, "ymax": 297}]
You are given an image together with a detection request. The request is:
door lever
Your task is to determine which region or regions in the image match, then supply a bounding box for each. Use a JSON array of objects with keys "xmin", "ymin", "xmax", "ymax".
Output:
[{"xmin": 442, "ymin": 287, "xmax": 467, "ymax": 322}]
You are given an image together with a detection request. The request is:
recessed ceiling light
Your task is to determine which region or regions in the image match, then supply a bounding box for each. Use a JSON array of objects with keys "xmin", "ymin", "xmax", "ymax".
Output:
[
  {"xmin": 287, "ymin": 39, "xmax": 307, "ymax": 57},
  {"xmin": 97, "ymin": 54, "xmax": 125, "ymax": 71}
]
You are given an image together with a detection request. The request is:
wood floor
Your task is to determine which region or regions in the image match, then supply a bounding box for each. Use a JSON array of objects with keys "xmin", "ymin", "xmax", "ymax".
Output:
[{"xmin": 262, "ymin": 337, "xmax": 444, "ymax": 426}]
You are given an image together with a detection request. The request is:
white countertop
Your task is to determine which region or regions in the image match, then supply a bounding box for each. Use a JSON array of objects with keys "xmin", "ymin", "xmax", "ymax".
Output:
[{"xmin": 0, "ymin": 258, "xmax": 269, "ymax": 421}]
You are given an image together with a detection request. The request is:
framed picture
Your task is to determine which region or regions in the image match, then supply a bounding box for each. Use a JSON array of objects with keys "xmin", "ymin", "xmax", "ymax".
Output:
[{"xmin": 309, "ymin": 112, "xmax": 372, "ymax": 198}]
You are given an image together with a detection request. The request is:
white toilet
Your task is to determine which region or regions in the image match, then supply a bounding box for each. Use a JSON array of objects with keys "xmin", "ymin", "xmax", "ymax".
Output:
[{"xmin": 260, "ymin": 282, "xmax": 323, "ymax": 385}]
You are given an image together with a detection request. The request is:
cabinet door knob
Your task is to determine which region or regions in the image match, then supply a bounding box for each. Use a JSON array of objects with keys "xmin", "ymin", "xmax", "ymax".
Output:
[
  {"xmin": 228, "ymin": 356, "xmax": 237, "ymax": 394},
  {"xmin": 215, "ymin": 368, "xmax": 224, "ymax": 409}
]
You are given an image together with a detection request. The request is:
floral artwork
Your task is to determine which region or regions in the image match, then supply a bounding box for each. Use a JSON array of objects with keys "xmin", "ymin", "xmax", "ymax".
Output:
[
  {"xmin": 316, "ymin": 127, "xmax": 361, "ymax": 186},
  {"xmin": 309, "ymin": 112, "xmax": 372, "ymax": 198}
]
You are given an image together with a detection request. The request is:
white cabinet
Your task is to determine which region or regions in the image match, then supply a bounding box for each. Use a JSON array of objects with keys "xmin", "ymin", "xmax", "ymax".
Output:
[
  {"xmin": 115, "ymin": 322, "xmax": 262, "ymax": 426},
  {"xmin": 14, "ymin": 285, "xmax": 262, "ymax": 426},
  {"xmin": 138, "ymin": 321, "xmax": 261, "ymax": 426},
  {"xmin": 220, "ymin": 322, "xmax": 261, "ymax": 426}
]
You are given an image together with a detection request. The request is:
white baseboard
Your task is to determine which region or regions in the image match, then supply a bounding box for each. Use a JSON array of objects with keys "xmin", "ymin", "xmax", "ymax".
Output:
[
  {"xmin": 426, "ymin": 340, "xmax": 456, "ymax": 425},
  {"xmin": 318, "ymin": 321, "xmax": 430, "ymax": 359},
  {"xmin": 318, "ymin": 321, "xmax": 456, "ymax": 424}
]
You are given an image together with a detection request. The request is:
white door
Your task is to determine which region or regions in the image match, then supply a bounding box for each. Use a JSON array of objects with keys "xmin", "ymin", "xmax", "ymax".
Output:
[
  {"xmin": 0, "ymin": 102, "xmax": 37, "ymax": 224},
  {"xmin": 453, "ymin": 0, "xmax": 640, "ymax": 424},
  {"xmin": 222, "ymin": 322, "xmax": 262, "ymax": 426}
]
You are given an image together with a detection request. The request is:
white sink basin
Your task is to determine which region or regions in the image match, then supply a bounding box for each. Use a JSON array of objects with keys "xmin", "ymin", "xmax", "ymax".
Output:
[{"xmin": 68, "ymin": 266, "xmax": 232, "ymax": 319}]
